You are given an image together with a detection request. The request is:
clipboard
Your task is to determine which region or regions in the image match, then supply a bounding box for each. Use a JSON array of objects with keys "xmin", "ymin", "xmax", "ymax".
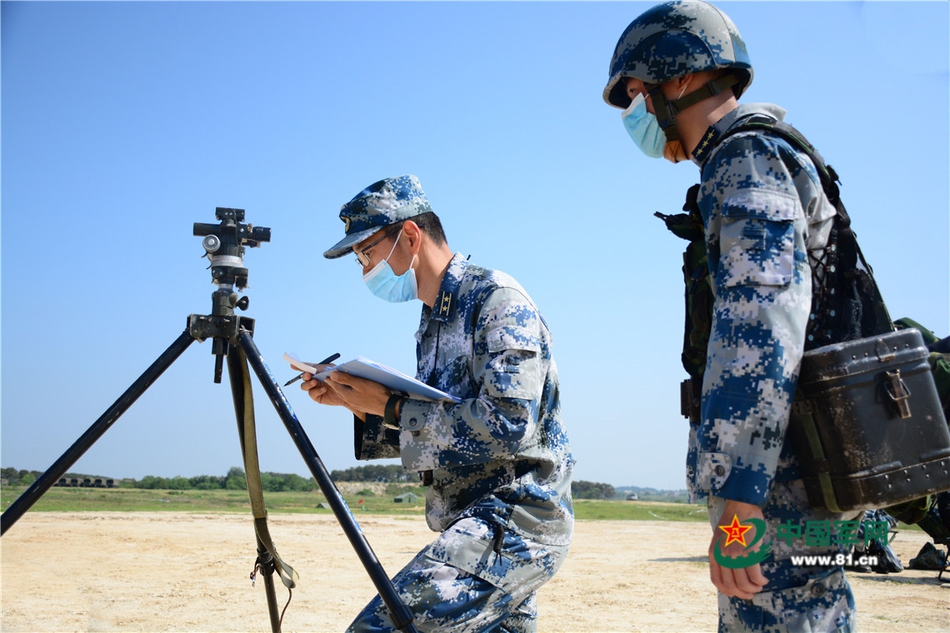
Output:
[{"xmin": 313, "ymin": 356, "xmax": 461, "ymax": 403}]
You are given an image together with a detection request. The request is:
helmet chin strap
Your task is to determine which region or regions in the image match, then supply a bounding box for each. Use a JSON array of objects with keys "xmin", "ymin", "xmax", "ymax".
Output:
[{"xmin": 649, "ymin": 73, "xmax": 742, "ymax": 142}]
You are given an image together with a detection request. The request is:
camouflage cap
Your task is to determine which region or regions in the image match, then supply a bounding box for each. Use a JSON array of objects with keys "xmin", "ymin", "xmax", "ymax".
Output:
[{"xmin": 324, "ymin": 174, "xmax": 433, "ymax": 259}]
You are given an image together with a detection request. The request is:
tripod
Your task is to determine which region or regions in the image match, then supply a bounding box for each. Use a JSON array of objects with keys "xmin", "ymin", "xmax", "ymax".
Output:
[{"xmin": 0, "ymin": 208, "xmax": 418, "ymax": 633}]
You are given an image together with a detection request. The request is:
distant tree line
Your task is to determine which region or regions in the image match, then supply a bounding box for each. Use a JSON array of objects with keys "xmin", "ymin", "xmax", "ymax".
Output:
[
  {"xmin": 1, "ymin": 465, "xmax": 415, "ymax": 491},
  {"xmin": 132, "ymin": 468, "xmax": 319, "ymax": 492},
  {"xmin": 571, "ymin": 480, "xmax": 616, "ymax": 500},
  {"xmin": 329, "ymin": 465, "xmax": 415, "ymax": 483},
  {"xmin": 4, "ymin": 467, "xmax": 621, "ymax": 501},
  {"xmin": 1, "ymin": 468, "xmax": 40, "ymax": 486}
]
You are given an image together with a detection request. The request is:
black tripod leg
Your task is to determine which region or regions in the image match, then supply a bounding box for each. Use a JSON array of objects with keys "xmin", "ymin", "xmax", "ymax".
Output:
[
  {"xmin": 238, "ymin": 331, "xmax": 418, "ymax": 633},
  {"xmin": 1, "ymin": 329, "xmax": 195, "ymax": 536}
]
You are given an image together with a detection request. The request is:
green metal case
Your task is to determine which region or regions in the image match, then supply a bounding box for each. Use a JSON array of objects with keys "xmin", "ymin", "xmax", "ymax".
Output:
[{"xmin": 789, "ymin": 328, "xmax": 950, "ymax": 512}]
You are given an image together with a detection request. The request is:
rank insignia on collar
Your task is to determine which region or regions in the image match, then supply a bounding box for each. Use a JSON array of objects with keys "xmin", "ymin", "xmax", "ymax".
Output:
[
  {"xmin": 435, "ymin": 290, "xmax": 454, "ymax": 319},
  {"xmin": 693, "ymin": 126, "xmax": 721, "ymax": 163}
]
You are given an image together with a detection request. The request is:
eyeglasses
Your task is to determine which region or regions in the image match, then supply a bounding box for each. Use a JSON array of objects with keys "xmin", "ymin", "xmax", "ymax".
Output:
[{"xmin": 354, "ymin": 226, "xmax": 400, "ymax": 267}]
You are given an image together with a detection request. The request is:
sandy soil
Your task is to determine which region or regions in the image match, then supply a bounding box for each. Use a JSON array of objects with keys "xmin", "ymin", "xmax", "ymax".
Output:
[{"xmin": 1, "ymin": 511, "xmax": 947, "ymax": 632}]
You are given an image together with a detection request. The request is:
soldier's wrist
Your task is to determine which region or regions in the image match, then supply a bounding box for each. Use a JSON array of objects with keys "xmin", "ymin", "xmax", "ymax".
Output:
[{"xmin": 383, "ymin": 393, "xmax": 404, "ymax": 430}]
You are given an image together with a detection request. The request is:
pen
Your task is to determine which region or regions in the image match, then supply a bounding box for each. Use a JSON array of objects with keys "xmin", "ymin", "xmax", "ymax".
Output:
[{"xmin": 284, "ymin": 353, "xmax": 341, "ymax": 386}]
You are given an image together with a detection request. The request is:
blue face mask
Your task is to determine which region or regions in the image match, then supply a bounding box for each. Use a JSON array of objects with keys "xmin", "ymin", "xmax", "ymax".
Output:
[
  {"xmin": 362, "ymin": 231, "xmax": 418, "ymax": 302},
  {"xmin": 621, "ymin": 93, "xmax": 666, "ymax": 159}
]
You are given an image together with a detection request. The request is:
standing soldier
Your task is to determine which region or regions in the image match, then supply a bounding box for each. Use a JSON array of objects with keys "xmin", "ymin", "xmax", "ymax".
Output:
[
  {"xmin": 303, "ymin": 174, "xmax": 574, "ymax": 632},
  {"xmin": 603, "ymin": 1, "xmax": 863, "ymax": 631}
]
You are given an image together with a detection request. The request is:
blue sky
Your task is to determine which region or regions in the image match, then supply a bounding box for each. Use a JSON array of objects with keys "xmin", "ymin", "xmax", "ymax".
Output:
[{"xmin": 2, "ymin": 1, "xmax": 948, "ymax": 491}]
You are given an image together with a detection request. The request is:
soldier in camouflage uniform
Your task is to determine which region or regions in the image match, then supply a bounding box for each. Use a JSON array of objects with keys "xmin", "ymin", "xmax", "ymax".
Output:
[
  {"xmin": 303, "ymin": 174, "xmax": 574, "ymax": 632},
  {"xmin": 603, "ymin": 2, "xmax": 862, "ymax": 631}
]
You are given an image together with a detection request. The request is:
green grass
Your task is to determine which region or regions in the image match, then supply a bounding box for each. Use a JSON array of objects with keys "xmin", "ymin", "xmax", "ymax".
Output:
[
  {"xmin": 0, "ymin": 486, "xmax": 427, "ymax": 516},
  {"xmin": 1, "ymin": 486, "xmax": 709, "ymax": 520},
  {"xmin": 572, "ymin": 499, "xmax": 707, "ymax": 521}
]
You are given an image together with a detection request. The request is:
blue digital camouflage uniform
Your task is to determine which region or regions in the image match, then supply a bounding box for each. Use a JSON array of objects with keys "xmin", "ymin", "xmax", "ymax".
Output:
[
  {"xmin": 692, "ymin": 102, "xmax": 862, "ymax": 633},
  {"xmin": 349, "ymin": 252, "xmax": 574, "ymax": 633}
]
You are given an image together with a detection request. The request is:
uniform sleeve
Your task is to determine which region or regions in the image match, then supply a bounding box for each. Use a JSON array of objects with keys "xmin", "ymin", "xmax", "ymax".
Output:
[
  {"xmin": 394, "ymin": 287, "xmax": 546, "ymax": 473},
  {"xmin": 354, "ymin": 414, "xmax": 401, "ymax": 460},
  {"xmin": 695, "ymin": 133, "xmax": 821, "ymax": 506}
]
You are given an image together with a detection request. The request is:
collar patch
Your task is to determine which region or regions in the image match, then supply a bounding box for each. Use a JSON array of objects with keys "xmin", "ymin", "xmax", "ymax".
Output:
[
  {"xmin": 692, "ymin": 126, "xmax": 722, "ymax": 164},
  {"xmin": 434, "ymin": 290, "xmax": 455, "ymax": 321}
]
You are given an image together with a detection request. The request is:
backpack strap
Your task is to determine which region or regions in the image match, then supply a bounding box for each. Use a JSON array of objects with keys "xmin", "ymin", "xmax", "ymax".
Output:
[
  {"xmin": 704, "ymin": 115, "xmax": 894, "ymax": 342},
  {"xmin": 703, "ymin": 115, "xmax": 849, "ymax": 226}
]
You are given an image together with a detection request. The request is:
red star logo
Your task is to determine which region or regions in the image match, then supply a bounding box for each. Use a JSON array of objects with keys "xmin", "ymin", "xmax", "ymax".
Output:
[{"xmin": 719, "ymin": 514, "xmax": 754, "ymax": 548}]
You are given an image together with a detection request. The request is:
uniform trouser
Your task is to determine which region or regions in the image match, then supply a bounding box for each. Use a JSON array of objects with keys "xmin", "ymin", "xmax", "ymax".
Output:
[
  {"xmin": 346, "ymin": 517, "xmax": 569, "ymax": 633},
  {"xmin": 708, "ymin": 479, "xmax": 861, "ymax": 633}
]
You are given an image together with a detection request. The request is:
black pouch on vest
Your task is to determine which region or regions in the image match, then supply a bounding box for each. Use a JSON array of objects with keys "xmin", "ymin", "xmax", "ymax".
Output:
[{"xmin": 789, "ymin": 328, "xmax": 950, "ymax": 512}]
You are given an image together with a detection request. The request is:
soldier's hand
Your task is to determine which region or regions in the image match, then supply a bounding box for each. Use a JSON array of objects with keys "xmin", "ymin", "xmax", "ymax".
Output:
[
  {"xmin": 301, "ymin": 371, "xmax": 347, "ymax": 408},
  {"xmin": 322, "ymin": 371, "xmax": 392, "ymax": 418},
  {"xmin": 708, "ymin": 499, "xmax": 769, "ymax": 600}
]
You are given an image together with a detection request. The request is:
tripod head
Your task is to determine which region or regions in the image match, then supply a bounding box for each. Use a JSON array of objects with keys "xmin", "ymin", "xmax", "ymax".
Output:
[
  {"xmin": 194, "ymin": 207, "xmax": 271, "ymax": 290},
  {"xmin": 192, "ymin": 207, "xmax": 272, "ymax": 383}
]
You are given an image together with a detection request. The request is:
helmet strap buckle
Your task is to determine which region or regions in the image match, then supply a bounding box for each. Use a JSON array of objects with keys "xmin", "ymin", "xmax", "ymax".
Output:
[
  {"xmin": 647, "ymin": 87, "xmax": 681, "ymax": 141},
  {"xmin": 669, "ymin": 73, "xmax": 740, "ymax": 115}
]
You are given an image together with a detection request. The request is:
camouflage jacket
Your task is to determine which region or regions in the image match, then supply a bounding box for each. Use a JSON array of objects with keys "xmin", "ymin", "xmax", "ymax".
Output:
[
  {"xmin": 356, "ymin": 253, "xmax": 574, "ymax": 546},
  {"xmin": 687, "ymin": 103, "xmax": 837, "ymax": 506}
]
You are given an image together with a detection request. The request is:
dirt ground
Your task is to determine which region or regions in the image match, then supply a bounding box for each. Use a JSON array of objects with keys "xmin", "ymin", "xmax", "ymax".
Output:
[{"xmin": 1, "ymin": 512, "xmax": 947, "ymax": 632}]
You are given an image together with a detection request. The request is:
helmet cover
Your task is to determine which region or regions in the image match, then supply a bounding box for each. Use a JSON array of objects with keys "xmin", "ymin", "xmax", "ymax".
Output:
[{"xmin": 603, "ymin": 0, "xmax": 753, "ymax": 109}]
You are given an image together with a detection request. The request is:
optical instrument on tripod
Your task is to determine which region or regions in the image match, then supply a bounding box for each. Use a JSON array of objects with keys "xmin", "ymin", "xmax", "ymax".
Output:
[{"xmin": 1, "ymin": 207, "xmax": 418, "ymax": 633}]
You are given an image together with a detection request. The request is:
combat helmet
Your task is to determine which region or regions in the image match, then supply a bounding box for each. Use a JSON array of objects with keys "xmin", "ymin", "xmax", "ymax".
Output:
[{"xmin": 603, "ymin": 0, "xmax": 753, "ymax": 132}]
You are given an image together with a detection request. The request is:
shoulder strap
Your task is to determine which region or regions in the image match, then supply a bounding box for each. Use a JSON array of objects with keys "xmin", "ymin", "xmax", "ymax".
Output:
[
  {"xmin": 229, "ymin": 346, "xmax": 299, "ymax": 591},
  {"xmin": 714, "ymin": 115, "xmax": 893, "ymax": 338},
  {"xmin": 710, "ymin": 115, "xmax": 851, "ymax": 228}
]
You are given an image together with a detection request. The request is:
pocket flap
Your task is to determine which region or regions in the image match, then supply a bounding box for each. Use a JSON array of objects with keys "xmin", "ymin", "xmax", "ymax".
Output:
[
  {"xmin": 722, "ymin": 189, "xmax": 800, "ymax": 223},
  {"xmin": 487, "ymin": 326, "xmax": 541, "ymax": 354}
]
